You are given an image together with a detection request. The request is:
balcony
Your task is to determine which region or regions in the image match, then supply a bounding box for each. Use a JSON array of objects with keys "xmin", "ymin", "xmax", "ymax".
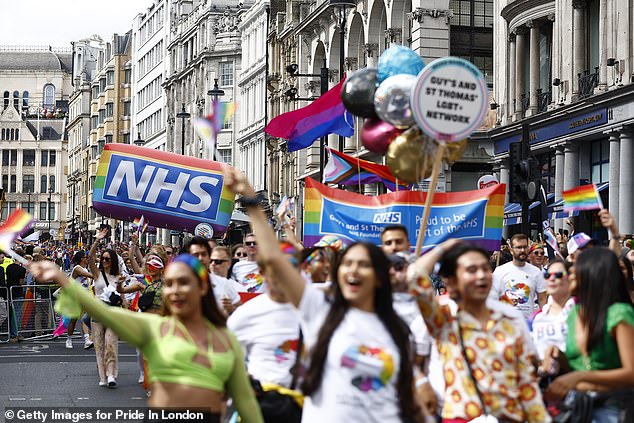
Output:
[{"xmin": 578, "ymin": 67, "xmax": 599, "ymax": 100}]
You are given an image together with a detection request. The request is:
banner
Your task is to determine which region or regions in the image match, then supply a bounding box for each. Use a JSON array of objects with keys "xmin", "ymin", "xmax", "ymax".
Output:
[
  {"xmin": 303, "ymin": 178, "xmax": 505, "ymax": 251},
  {"xmin": 93, "ymin": 144, "xmax": 235, "ymax": 234}
]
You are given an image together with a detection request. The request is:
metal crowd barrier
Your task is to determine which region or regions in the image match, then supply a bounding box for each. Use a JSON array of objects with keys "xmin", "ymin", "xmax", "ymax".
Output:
[
  {"xmin": 3, "ymin": 284, "xmax": 60, "ymax": 341},
  {"xmin": 0, "ymin": 287, "xmax": 8, "ymax": 343}
]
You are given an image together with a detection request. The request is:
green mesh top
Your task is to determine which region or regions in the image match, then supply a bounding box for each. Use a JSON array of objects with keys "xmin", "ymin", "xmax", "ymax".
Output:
[{"xmin": 565, "ymin": 302, "xmax": 634, "ymax": 371}]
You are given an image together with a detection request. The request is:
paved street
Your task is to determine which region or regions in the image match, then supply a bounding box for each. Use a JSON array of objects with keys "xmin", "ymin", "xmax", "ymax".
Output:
[{"xmin": 0, "ymin": 337, "xmax": 146, "ymax": 409}]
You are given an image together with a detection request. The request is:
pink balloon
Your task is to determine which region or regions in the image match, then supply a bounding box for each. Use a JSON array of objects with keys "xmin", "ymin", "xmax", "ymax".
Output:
[{"xmin": 361, "ymin": 118, "xmax": 402, "ymax": 154}]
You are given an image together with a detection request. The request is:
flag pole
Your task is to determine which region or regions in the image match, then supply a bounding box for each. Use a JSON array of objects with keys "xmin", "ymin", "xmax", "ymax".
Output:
[{"xmin": 414, "ymin": 142, "xmax": 446, "ymax": 256}]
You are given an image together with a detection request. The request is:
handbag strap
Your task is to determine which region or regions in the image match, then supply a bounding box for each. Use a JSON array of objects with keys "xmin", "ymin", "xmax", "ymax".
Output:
[
  {"xmin": 456, "ymin": 314, "xmax": 489, "ymax": 416},
  {"xmin": 101, "ymin": 268, "xmax": 111, "ymax": 287},
  {"xmin": 289, "ymin": 328, "xmax": 303, "ymax": 391}
]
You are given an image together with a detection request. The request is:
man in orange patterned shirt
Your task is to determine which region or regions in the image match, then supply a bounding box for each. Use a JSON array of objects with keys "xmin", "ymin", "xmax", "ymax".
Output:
[{"xmin": 408, "ymin": 239, "xmax": 549, "ymax": 423}]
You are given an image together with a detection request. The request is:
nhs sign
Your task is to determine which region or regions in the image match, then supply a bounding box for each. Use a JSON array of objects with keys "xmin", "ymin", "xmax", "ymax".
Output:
[{"xmin": 93, "ymin": 144, "xmax": 235, "ymax": 234}]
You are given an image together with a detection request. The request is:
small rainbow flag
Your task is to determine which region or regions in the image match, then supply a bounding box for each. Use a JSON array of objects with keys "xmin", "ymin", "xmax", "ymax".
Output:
[
  {"xmin": 562, "ymin": 184, "xmax": 603, "ymax": 212},
  {"xmin": 0, "ymin": 209, "xmax": 35, "ymax": 264},
  {"xmin": 133, "ymin": 216, "xmax": 148, "ymax": 235},
  {"xmin": 194, "ymin": 101, "xmax": 237, "ymax": 161}
]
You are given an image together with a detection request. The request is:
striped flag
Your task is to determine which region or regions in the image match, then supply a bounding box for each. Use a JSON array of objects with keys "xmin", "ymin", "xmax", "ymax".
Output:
[
  {"xmin": 194, "ymin": 101, "xmax": 237, "ymax": 161},
  {"xmin": 562, "ymin": 184, "xmax": 603, "ymax": 212},
  {"xmin": 0, "ymin": 209, "xmax": 35, "ymax": 264}
]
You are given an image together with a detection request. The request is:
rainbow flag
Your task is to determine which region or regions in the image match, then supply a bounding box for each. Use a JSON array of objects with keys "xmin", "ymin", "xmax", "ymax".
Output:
[
  {"xmin": 0, "ymin": 209, "xmax": 35, "ymax": 263},
  {"xmin": 133, "ymin": 216, "xmax": 148, "ymax": 235},
  {"xmin": 562, "ymin": 184, "xmax": 603, "ymax": 212},
  {"xmin": 323, "ymin": 147, "xmax": 412, "ymax": 191},
  {"xmin": 194, "ymin": 101, "xmax": 236, "ymax": 161},
  {"xmin": 303, "ymin": 178, "xmax": 505, "ymax": 252},
  {"xmin": 265, "ymin": 78, "xmax": 354, "ymax": 152}
]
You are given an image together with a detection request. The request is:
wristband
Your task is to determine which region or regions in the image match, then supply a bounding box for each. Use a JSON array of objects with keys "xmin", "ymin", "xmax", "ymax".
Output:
[
  {"xmin": 415, "ymin": 376, "xmax": 429, "ymax": 387},
  {"xmin": 240, "ymin": 193, "xmax": 265, "ymax": 207}
]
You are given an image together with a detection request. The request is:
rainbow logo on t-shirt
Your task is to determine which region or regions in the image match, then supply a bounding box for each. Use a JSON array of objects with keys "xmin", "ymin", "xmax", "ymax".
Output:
[
  {"xmin": 274, "ymin": 339, "xmax": 300, "ymax": 363},
  {"xmin": 340, "ymin": 345, "xmax": 394, "ymax": 392},
  {"xmin": 500, "ymin": 281, "xmax": 531, "ymax": 305},
  {"xmin": 244, "ymin": 273, "xmax": 264, "ymax": 293}
]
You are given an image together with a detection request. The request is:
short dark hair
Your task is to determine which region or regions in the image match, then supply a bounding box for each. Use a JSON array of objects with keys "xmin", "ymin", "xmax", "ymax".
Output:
[
  {"xmin": 381, "ymin": 224, "xmax": 409, "ymax": 238},
  {"xmin": 509, "ymin": 233, "xmax": 529, "ymax": 246},
  {"xmin": 184, "ymin": 236, "xmax": 211, "ymax": 256},
  {"xmin": 438, "ymin": 242, "xmax": 490, "ymax": 278},
  {"xmin": 73, "ymin": 251, "xmax": 86, "ymax": 265}
]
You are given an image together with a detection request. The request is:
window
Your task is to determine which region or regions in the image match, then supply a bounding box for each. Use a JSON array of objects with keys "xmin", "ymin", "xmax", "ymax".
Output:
[
  {"xmin": 10, "ymin": 175, "xmax": 15, "ymax": 193},
  {"xmin": 40, "ymin": 202, "xmax": 47, "ymax": 221},
  {"xmin": 49, "ymin": 150, "xmax": 55, "ymax": 166},
  {"xmin": 122, "ymin": 133, "xmax": 130, "ymax": 144},
  {"xmin": 100, "ymin": 78, "xmax": 106, "ymax": 92},
  {"xmin": 106, "ymin": 102, "xmax": 113, "ymax": 117},
  {"xmin": 3, "ymin": 91, "xmax": 8, "ymax": 109},
  {"xmin": 22, "ymin": 91, "xmax": 28, "ymax": 109},
  {"xmin": 49, "ymin": 175, "xmax": 56, "ymax": 192},
  {"xmin": 8, "ymin": 202, "xmax": 16, "ymax": 216},
  {"xmin": 23, "ymin": 175, "xmax": 35, "ymax": 193},
  {"xmin": 106, "ymin": 70, "xmax": 115, "ymax": 85},
  {"xmin": 41, "ymin": 175, "xmax": 47, "ymax": 193},
  {"xmin": 43, "ymin": 84, "xmax": 55, "ymax": 108},
  {"xmin": 105, "ymin": 135, "xmax": 113, "ymax": 144},
  {"xmin": 2, "ymin": 151, "xmax": 8, "ymax": 166},
  {"xmin": 2, "ymin": 175, "xmax": 7, "ymax": 190},
  {"xmin": 99, "ymin": 109, "xmax": 106, "ymax": 123},
  {"xmin": 124, "ymin": 69, "xmax": 131, "ymax": 84},
  {"xmin": 23, "ymin": 150, "xmax": 35, "ymax": 166},
  {"xmin": 13, "ymin": 91, "xmax": 19, "ymax": 111},
  {"xmin": 98, "ymin": 140, "xmax": 105, "ymax": 154},
  {"xmin": 41, "ymin": 151, "xmax": 48, "ymax": 166},
  {"xmin": 10, "ymin": 149, "xmax": 17, "ymax": 166},
  {"xmin": 219, "ymin": 62, "xmax": 234, "ymax": 86},
  {"xmin": 92, "ymin": 116, "xmax": 99, "ymax": 128},
  {"xmin": 450, "ymin": 0, "xmax": 472, "ymax": 26},
  {"xmin": 591, "ymin": 139, "xmax": 609, "ymax": 183},
  {"xmin": 22, "ymin": 201, "xmax": 34, "ymax": 214},
  {"xmin": 123, "ymin": 101, "xmax": 131, "ymax": 116},
  {"xmin": 92, "ymin": 86, "xmax": 99, "ymax": 98},
  {"xmin": 49, "ymin": 203, "xmax": 55, "ymax": 220},
  {"xmin": 218, "ymin": 149, "xmax": 232, "ymax": 165},
  {"xmin": 1, "ymin": 129, "xmax": 4, "ymax": 140}
]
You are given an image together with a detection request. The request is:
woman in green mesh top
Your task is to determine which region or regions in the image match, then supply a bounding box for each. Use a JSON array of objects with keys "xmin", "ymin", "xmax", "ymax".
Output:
[
  {"xmin": 30, "ymin": 254, "xmax": 263, "ymax": 423},
  {"xmin": 543, "ymin": 247, "xmax": 634, "ymax": 422}
]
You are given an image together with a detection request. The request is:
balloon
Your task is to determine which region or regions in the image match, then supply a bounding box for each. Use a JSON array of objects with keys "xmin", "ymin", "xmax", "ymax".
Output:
[
  {"xmin": 341, "ymin": 68, "xmax": 378, "ymax": 118},
  {"xmin": 374, "ymin": 74, "xmax": 416, "ymax": 129},
  {"xmin": 443, "ymin": 139, "xmax": 468, "ymax": 163},
  {"xmin": 386, "ymin": 128, "xmax": 435, "ymax": 184},
  {"xmin": 361, "ymin": 118, "xmax": 402, "ymax": 154},
  {"xmin": 377, "ymin": 46, "xmax": 425, "ymax": 83}
]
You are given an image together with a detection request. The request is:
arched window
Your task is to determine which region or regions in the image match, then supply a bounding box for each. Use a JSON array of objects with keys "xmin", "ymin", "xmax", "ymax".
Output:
[
  {"xmin": 3, "ymin": 91, "xmax": 9, "ymax": 109},
  {"xmin": 40, "ymin": 175, "xmax": 47, "ymax": 193},
  {"xmin": 10, "ymin": 129, "xmax": 14, "ymax": 140},
  {"xmin": 1, "ymin": 129, "xmax": 4, "ymax": 140},
  {"xmin": 49, "ymin": 175, "xmax": 55, "ymax": 192},
  {"xmin": 43, "ymin": 84, "xmax": 55, "ymax": 109},
  {"xmin": 15, "ymin": 129, "xmax": 18, "ymax": 140},
  {"xmin": 13, "ymin": 91, "xmax": 19, "ymax": 111},
  {"xmin": 22, "ymin": 91, "xmax": 29, "ymax": 109}
]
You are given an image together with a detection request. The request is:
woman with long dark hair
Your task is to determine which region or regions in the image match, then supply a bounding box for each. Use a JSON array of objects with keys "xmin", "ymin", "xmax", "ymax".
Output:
[
  {"xmin": 222, "ymin": 165, "xmax": 422, "ymax": 422},
  {"xmin": 543, "ymin": 247, "xmax": 634, "ymax": 421},
  {"xmin": 30, "ymin": 254, "xmax": 262, "ymax": 422}
]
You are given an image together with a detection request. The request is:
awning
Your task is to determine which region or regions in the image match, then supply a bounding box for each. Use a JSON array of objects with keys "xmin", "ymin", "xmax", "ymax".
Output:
[
  {"xmin": 503, "ymin": 193, "xmax": 555, "ymax": 225},
  {"xmin": 548, "ymin": 182, "xmax": 608, "ymax": 219},
  {"xmin": 231, "ymin": 209, "xmax": 250, "ymax": 223}
]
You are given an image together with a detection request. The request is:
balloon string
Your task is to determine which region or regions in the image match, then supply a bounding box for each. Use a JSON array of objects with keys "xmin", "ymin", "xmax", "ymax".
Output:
[{"xmin": 355, "ymin": 117, "xmax": 362, "ymax": 193}]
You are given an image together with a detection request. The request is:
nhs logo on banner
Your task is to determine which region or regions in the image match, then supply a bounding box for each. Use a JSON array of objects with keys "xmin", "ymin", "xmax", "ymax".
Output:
[
  {"xmin": 104, "ymin": 156, "xmax": 222, "ymax": 218},
  {"xmin": 372, "ymin": 212, "xmax": 402, "ymax": 224},
  {"xmin": 93, "ymin": 144, "xmax": 234, "ymax": 234}
]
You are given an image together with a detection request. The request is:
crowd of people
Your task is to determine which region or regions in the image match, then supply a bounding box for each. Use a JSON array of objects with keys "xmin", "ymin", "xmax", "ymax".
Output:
[{"xmin": 2, "ymin": 165, "xmax": 634, "ymax": 423}]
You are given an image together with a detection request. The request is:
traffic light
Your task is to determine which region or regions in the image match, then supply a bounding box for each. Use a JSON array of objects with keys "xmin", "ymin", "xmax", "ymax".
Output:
[{"xmin": 508, "ymin": 141, "xmax": 541, "ymax": 203}]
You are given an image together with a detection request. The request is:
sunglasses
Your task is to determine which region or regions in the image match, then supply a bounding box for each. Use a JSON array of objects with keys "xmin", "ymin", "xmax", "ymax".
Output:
[
  {"xmin": 245, "ymin": 241, "xmax": 257, "ymax": 247},
  {"xmin": 166, "ymin": 251, "xmax": 173, "ymax": 255},
  {"xmin": 102, "ymin": 256, "xmax": 111, "ymax": 262},
  {"xmin": 544, "ymin": 271, "xmax": 566, "ymax": 279},
  {"xmin": 235, "ymin": 252, "xmax": 247, "ymax": 258},
  {"xmin": 211, "ymin": 259, "xmax": 228, "ymax": 264},
  {"xmin": 532, "ymin": 251, "xmax": 545, "ymax": 256}
]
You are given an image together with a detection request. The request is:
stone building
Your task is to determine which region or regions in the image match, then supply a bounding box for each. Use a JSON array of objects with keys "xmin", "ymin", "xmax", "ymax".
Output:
[{"xmin": 0, "ymin": 45, "xmax": 72, "ymax": 241}]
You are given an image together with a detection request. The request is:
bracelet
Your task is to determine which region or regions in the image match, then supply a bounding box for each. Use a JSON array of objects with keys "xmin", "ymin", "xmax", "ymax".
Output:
[
  {"xmin": 415, "ymin": 376, "xmax": 429, "ymax": 387},
  {"xmin": 239, "ymin": 193, "xmax": 265, "ymax": 207}
]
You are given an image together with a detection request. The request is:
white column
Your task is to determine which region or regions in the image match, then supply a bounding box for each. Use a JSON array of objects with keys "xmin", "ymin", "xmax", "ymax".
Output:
[
  {"xmin": 619, "ymin": 129, "xmax": 634, "ymax": 235},
  {"xmin": 572, "ymin": 1, "xmax": 586, "ymax": 97},
  {"xmin": 527, "ymin": 20, "xmax": 540, "ymax": 116},
  {"xmin": 499, "ymin": 160, "xmax": 509, "ymax": 203},
  {"xmin": 608, "ymin": 132, "xmax": 620, "ymax": 225},
  {"xmin": 514, "ymin": 27, "xmax": 527, "ymax": 121},
  {"xmin": 554, "ymin": 145, "xmax": 565, "ymax": 231},
  {"xmin": 598, "ymin": 0, "xmax": 608, "ymax": 91},
  {"xmin": 563, "ymin": 142, "xmax": 579, "ymax": 192},
  {"xmin": 508, "ymin": 34, "xmax": 516, "ymax": 124}
]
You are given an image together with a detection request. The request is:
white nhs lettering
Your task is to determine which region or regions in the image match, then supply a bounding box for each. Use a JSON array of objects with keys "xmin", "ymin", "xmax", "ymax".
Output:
[
  {"xmin": 372, "ymin": 212, "xmax": 401, "ymax": 224},
  {"xmin": 105, "ymin": 160, "xmax": 219, "ymax": 213}
]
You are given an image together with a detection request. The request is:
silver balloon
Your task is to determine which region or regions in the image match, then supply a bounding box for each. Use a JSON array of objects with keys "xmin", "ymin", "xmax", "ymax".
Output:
[{"xmin": 374, "ymin": 74, "xmax": 416, "ymax": 129}]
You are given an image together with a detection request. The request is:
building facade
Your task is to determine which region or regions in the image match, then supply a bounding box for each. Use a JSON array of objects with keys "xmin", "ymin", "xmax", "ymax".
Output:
[
  {"xmin": 490, "ymin": 0, "xmax": 634, "ymax": 238},
  {"xmin": 0, "ymin": 46, "xmax": 73, "ymax": 241}
]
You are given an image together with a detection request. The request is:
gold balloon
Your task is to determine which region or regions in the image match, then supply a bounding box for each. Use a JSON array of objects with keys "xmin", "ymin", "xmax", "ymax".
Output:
[
  {"xmin": 386, "ymin": 128, "xmax": 435, "ymax": 184},
  {"xmin": 443, "ymin": 139, "xmax": 468, "ymax": 163}
]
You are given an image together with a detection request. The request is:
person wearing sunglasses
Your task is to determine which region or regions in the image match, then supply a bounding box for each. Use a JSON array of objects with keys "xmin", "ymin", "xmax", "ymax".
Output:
[
  {"xmin": 87, "ymin": 228, "xmax": 125, "ymax": 388},
  {"xmin": 231, "ymin": 234, "xmax": 264, "ymax": 293},
  {"xmin": 232, "ymin": 244, "xmax": 248, "ymax": 261},
  {"xmin": 528, "ymin": 244, "xmax": 547, "ymax": 271},
  {"xmin": 532, "ymin": 260, "xmax": 575, "ymax": 364}
]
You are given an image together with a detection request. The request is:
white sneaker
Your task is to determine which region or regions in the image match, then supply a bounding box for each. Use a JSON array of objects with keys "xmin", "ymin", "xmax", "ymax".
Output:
[
  {"xmin": 107, "ymin": 376, "xmax": 117, "ymax": 388},
  {"xmin": 65, "ymin": 338, "xmax": 73, "ymax": 349},
  {"xmin": 83, "ymin": 339, "xmax": 94, "ymax": 350},
  {"xmin": 99, "ymin": 380, "xmax": 107, "ymax": 387},
  {"xmin": 138, "ymin": 374, "xmax": 144, "ymax": 384}
]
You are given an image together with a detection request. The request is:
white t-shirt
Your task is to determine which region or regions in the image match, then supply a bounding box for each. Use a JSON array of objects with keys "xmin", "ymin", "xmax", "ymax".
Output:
[
  {"xmin": 94, "ymin": 271, "xmax": 120, "ymax": 303},
  {"xmin": 210, "ymin": 274, "xmax": 241, "ymax": 308},
  {"xmin": 227, "ymin": 294, "xmax": 302, "ymax": 387},
  {"xmin": 409, "ymin": 315, "xmax": 432, "ymax": 357},
  {"xmin": 231, "ymin": 260, "xmax": 265, "ymax": 293},
  {"xmin": 531, "ymin": 297, "xmax": 576, "ymax": 360},
  {"xmin": 392, "ymin": 292, "xmax": 420, "ymax": 327},
  {"xmin": 299, "ymin": 284, "xmax": 401, "ymax": 423},
  {"xmin": 490, "ymin": 261, "xmax": 546, "ymax": 320}
]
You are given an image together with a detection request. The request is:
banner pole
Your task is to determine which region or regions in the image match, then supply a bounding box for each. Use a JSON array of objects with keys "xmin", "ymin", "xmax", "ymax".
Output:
[{"xmin": 414, "ymin": 143, "xmax": 446, "ymax": 256}]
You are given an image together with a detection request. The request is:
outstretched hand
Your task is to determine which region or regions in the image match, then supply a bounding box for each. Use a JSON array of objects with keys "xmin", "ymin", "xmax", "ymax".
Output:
[
  {"xmin": 96, "ymin": 227, "xmax": 109, "ymax": 241},
  {"xmin": 222, "ymin": 165, "xmax": 256, "ymax": 197},
  {"xmin": 29, "ymin": 260, "xmax": 68, "ymax": 287}
]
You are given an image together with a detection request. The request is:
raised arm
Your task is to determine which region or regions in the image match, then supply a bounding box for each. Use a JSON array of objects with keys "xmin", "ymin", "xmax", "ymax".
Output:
[
  {"xmin": 281, "ymin": 217, "xmax": 303, "ymax": 252},
  {"xmin": 29, "ymin": 260, "xmax": 155, "ymax": 349},
  {"xmin": 599, "ymin": 209, "xmax": 623, "ymax": 256},
  {"xmin": 128, "ymin": 234, "xmax": 144, "ymax": 274},
  {"xmin": 223, "ymin": 165, "xmax": 306, "ymax": 307},
  {"xmin": 88, "ymin": 228, "xmax": 108, "ymax": 278}
]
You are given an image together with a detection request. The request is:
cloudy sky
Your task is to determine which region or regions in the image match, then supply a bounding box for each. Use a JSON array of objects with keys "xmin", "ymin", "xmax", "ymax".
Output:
[{"xmin": 0, "ymin": 0, "xmax": 153, "ymax": 47}]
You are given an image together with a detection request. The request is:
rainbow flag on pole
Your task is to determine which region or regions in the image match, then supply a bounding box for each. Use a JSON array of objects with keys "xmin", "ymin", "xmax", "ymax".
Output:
[
  {"xmin": 194, "ymin": 101, "xmax": 236, "ymax": 161},
  {"xmin": 0, "ymin": 209, "xmax": 35, "ymax": 264},
  {"xmin": 562, "ymin": 184, "xmax": 603, "ymax": 212}
]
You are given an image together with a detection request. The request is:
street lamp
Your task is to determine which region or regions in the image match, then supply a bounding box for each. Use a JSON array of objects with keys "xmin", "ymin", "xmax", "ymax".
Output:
[
  {"xmin": 207, "ymin": 78, "xmax": 225, "ymax": 101},
  {"xmin": 48, "ymin": 187, "xmax": 53, "ymax": 243},
  {"xmin": 134, "ymin": 131, "xmax": 145, "ymax": 146},
  {"xmin": 331, "ymin": 0, "xmax": 356, "ymax": 152},
  {"xmin": 176, "ymin": 103, "xmax": 191, "ymax": 156}
]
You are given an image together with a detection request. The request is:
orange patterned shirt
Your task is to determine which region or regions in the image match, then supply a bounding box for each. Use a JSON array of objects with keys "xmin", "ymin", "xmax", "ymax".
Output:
[{"xmin": 410, "ymin": 267, "xmax": 550, "ymax": 423}]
